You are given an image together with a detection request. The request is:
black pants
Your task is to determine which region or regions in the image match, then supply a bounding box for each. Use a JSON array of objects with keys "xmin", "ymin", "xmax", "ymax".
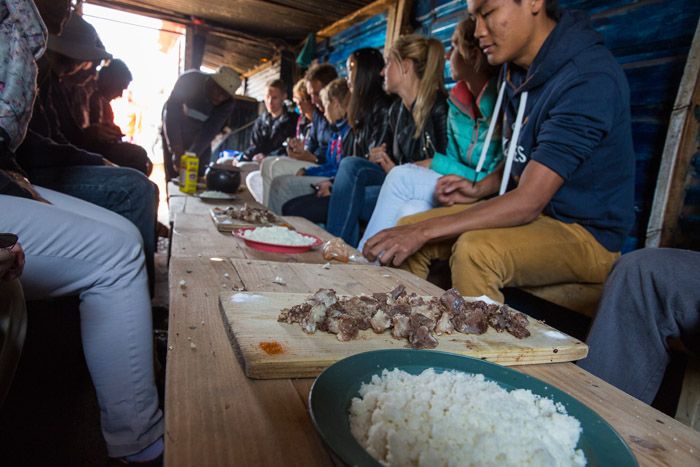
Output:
[{"xmin": 282, "ymin": 194, "xmax": 330, "ymax": 224}]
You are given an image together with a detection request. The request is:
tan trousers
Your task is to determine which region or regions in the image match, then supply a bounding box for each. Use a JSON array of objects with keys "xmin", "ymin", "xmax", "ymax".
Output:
[
  {"xmin": 398, "ymin": 204, "xmax": 620, "ymax": 302},
  {"xmin": 261, "ymin": 157, "xmax": 317, "ymax": 206}
]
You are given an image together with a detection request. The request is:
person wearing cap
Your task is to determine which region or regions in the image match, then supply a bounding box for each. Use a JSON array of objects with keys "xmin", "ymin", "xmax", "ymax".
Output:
[
  {"xmin": 0, "ymin": 1, "xmax": 164, "ymax": 463},
  {"xmin": 29, "ymin": 13, "xmax": 153, "ymax": 176},
  {"xmin": 89, "ymin": 58, "xmax": 133, "ymax": 128},
  {"xmin": 15, "ymin": 10, "xmax": 160, "ymax": 290},
  {"xmin": 162, "ymin": 66, "xmax": 240, "ymax": 180}
]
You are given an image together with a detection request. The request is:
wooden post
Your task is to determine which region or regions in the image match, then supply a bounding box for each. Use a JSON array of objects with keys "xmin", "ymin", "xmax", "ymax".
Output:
[
  {"xmin": 646, "ymin": 18, "xmax": 700, "ymax": 247},
  {"xmin": 386, "ymin": 0, "xmax": 414, "ymax": 47},
  {"xmin": 185, "ymin": 25, "xmax": 207, "ymax": 71}
]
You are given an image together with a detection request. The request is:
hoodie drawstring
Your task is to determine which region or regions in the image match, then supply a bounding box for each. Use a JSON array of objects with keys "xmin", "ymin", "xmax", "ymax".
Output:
[
  {"xmin": 474, "ymin": 83, "xmax": 505, "ymax": 178},
  {"xmin": 499, "ymin": 91, "xmax": 528, "ymax": 195}
]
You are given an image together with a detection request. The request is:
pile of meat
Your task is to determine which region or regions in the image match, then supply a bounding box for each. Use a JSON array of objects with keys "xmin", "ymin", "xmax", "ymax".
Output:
[
  {"xmin": 215, "ymin": 204, "xmax": 279, "ymax": 224},
  {"xmin": 277, "ymin": 285, "xmax": 530, "ymax": 349}
]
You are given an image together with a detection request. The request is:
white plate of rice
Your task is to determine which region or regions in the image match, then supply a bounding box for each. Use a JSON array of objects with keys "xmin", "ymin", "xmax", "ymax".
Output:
[{"xmin": 308, "ymin": 349, "xmax": 637, "ymax": 467}]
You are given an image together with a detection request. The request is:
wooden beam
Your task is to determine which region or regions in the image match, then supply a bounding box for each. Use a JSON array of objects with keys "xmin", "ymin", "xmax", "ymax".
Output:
[
  {"xmin": 385, "ymin": 0, "xmax": 413, "ymax": 48},
  {"xmin": 646, "ymin": 17, "xmax": 700, "ymax": 247},
  {"xmin": 316, "ymin": 0, "xmax": 393, "ymax": 40}
]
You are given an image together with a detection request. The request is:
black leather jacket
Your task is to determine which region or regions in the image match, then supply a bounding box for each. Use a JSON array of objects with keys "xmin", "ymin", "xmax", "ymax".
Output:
[
  {"xmin": 384, "ymin": 92, "xmax": 448, "ymax": 165},
  {"xmin": 346, "ymin": 96, "xmax": 393, "ymax": 158}
]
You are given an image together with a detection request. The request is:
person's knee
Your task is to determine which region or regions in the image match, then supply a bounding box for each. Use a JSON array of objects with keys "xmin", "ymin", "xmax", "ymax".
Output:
[
  {"xmin": 450, "ymin": 232, "xmax": 503, "ymax": 280},
  {"xmin": 337, "ymin": 156, "xmax": 366, "ymax": 178}
]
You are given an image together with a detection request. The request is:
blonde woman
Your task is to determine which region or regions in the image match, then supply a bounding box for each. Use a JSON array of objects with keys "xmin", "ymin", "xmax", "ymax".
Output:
[
  {"xmin": 325, "ymin": 34, "xmax": 448, "ymax": 246},
  {"xmin": 358, "ymin": 17, "xmax": 502, "ymax": 250}
]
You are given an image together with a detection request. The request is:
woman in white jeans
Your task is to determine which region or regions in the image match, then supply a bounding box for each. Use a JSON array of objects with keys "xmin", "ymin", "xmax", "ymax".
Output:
[{"xmin": 357, "ymin": 17, "xmax": 503, "ymax": 251}]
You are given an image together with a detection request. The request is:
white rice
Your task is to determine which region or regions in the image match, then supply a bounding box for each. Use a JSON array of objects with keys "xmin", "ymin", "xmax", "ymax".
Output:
[
  {"xmin": 241, "ymin": 226, "xmax": 315, "ymax": 246},
  {"xmin": 199, "ymin": 190, "xmax": 233, "ymax": 198},
  {"xmin": 349, "ymin": 368, "xmax": 586, "ymax": 467}
]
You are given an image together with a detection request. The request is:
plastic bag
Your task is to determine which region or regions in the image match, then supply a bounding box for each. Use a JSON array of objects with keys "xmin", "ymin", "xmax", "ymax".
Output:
[{"xmin": 322, "ymin": 238, "xmax": 349, "ymax": 263}]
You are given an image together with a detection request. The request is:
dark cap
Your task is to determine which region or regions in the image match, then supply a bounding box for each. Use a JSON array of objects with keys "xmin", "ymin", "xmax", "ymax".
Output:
[{"xmin": 47, "ymin": 13, "xmax": 112, "ymax": 61}]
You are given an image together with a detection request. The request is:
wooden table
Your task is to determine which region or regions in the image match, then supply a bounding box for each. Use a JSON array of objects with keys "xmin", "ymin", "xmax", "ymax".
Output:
[{"xmin": 164, "ymin": 187, "xmax": 700, "ymax": 466}]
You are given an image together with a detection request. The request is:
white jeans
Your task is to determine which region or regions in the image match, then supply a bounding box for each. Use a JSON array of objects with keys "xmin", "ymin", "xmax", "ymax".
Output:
[
  {"xmin": 0, "ymin": 187, "xmax": 163, "ymax": 457},
  {"xmin": 357, "ymin": 164, "xmax": 442, "ymax": 251}
]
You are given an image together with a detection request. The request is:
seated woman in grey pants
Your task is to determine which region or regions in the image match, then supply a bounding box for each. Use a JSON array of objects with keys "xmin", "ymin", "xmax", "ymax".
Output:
[{"xmin": 0, "ymin": 0, "xmax": 162, "ymax": 462}]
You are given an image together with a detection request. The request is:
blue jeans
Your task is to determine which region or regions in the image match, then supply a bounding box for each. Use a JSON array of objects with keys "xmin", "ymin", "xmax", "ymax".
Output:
[
  {"xmin": 326, "ymin": 157, "xmax": 385, "ymax": 246},
  {"xmin": 27, "ymin": 166, "xmax": 158, "ymax": 286}
]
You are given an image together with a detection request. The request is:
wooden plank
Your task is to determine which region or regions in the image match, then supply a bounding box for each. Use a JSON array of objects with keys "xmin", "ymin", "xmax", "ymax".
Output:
[
  {"xmin": 220, "ymin": 290, "xmax": 587, "ymax": 379},
  {"xmin": 316, "ymin": 0, "xmax": 392, "ymax": 40},
  {"xmin": 520, "ymin": 363, "xmax": 700, "ymax": 465},
  {"xmin": 676, "ymin": 356, "xmax": 700, "ymax": 431},
  {"xmin": 385, "ymin": 0, "xmax": 413, "ymax": 47},
  {"xmin": 646, "ymin": 17, "xmax": 700, "ymax": 247},
  {"xmin": 165, "ymin": 257, "xmax": 334, "ymax": 467}
]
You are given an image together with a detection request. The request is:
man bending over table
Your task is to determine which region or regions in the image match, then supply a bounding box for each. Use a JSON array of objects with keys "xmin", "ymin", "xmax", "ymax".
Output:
[{"xmin": 363, "ymin": 0, "xmax": 635, "ymax": 303}]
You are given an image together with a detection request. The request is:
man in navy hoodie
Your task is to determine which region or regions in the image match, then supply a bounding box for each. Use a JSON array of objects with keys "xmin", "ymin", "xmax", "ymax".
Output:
[{"xmin": 363, "ymin": 0, "xmax": 635, "ymax": 303}]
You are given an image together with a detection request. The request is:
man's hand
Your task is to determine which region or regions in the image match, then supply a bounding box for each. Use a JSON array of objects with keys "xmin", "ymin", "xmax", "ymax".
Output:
[
  {"xmin": 316, "ymin": 180, "xmax": 332, "ymax": 197},
  {"xmin": 252, "ymin": 153, "xmax": 265, "ymax": 162},
  {"xmin": 1, "ymin": 242, "xmax": 25, "ymax": 281},
  {"xmin": 435, "ymin": 175, "xmax": 481, "ymax": 206},
  {"xmin": 368, "ymin": 144, "xmax": 395, "ymax": 173},
  {"xmin": 362, "ymin": 223, "xmax": 429, "ymax": 267},
  {"xmin": 286, "ymin": 138, "xmax": 304, "ymax": 153}
]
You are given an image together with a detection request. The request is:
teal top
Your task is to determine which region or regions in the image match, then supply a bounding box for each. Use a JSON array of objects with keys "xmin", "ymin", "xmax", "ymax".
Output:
[{"xmin": 430, "ymin": 78, "xmax": 502, "ymax": 182}]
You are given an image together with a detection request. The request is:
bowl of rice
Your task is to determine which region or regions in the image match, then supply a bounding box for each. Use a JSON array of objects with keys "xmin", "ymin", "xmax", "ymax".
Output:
[
  {"xmin": 309, "ymin": 349, "xmax": 637, "ymax": 467},
  {"xmin": 232, "ymin": 226, "xmax": 323, "ymax": 253}
]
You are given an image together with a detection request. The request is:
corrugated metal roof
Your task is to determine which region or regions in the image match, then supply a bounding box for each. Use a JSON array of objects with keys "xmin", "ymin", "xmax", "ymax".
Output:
[{"xmin": 86, "ymin": 0, "xmax": 376, "ymax": 73}]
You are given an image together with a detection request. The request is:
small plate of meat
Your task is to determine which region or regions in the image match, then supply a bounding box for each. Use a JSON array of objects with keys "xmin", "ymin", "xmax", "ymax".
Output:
[{"xmin": 232, "ymin": 226, "xmax": 323, "ymax": 253}]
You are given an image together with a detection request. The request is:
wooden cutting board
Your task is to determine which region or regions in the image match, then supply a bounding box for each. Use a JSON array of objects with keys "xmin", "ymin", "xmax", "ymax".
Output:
[{"xmin": 219, "ymin": 291, "xmax": 588, "ymax": 379}]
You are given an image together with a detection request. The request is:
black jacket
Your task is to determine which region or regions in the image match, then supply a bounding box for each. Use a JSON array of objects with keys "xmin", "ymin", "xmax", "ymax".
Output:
[
  {"xmin": 346, "ymin": 95, "xmax": 393, "ymax": 158},
  {"xmin": 244, "ymin": 109, "xmax": 296, "ymax": 159},
  {"xmin": 384, "ymin": 93, "xmax": 448, "ymax": 165}
]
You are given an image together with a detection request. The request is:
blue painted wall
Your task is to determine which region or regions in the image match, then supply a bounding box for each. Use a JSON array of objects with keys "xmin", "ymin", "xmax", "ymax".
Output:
[{"xmin": 317, "ymin": 0, "xmax": 700, "ymax": 250}]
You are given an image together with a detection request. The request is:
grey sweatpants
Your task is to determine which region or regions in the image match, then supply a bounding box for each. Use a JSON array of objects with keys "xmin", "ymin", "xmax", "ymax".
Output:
[
  {"xmin": 0, "ymin": 187, "xmax": 163, "ymax": 457},
  {"xmin": 578, "ymin": 248, "xmax": 700, "ymax": 404},
  {"xmin": 267, "ymin": 174, "xmax": 329, "ymax": 215}
]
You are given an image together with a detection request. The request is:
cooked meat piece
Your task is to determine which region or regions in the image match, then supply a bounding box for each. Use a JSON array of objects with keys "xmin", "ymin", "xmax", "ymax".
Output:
[
  {"xmin": 410, "ymin": 311, "xmax": 436, "ymax": 331},
  {"xmin": 435, "ymin": 311, "xmax": 455, "ymax": 335},
  {"xmin": 452, "ymin": 308, "xmax": 488, "ymax": 335},
  {"xmin": 391, "ymin": 315, "xmax": 411, "ymax": 339},
  {"xmin": 341, "ymin": 296, "xmax": 375, "ymax": 330},
  {"xmin": 387, "ymin": 302, "xmax": 411, "ymax": 318},
  {"xmin": 322, "ymin": 306, "xmax": 344, "ymax": 334},
  {"xmin": 369, "ymin": 309, "xmax": 392, "ymax": 333},
  {"xmin": 389, "ymin": 284, "xmax": 406, "ymax": 301},
  {"xmin": 278, "ymin": 303, "xmax": 311, "ymax": 324},
  {"xmin": 409, "ymin": 326, "xmax": 439, "ymax": 349},
  {"xmin": 440, "ymin": 288, "xmax": 467, "ymax": 315},
  {"xmin": 301, "ymin": 289, "xmax": 337, "ymax": 334},
  {"xmin": 337, "ymin": 315, "xmax": 360, "ymax": 341},
  {"xmin": 408, "ymin": 294, "xmax": 425, "ymax": 306}
]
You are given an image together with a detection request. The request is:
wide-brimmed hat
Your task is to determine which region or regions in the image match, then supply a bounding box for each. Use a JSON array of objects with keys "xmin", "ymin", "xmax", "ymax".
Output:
[
  {"xmin": 211, "ymin": 66, "xmax": 241, "ymax": 97},
  {"xmin": 47, "ymin": 13, "xmax": 112, "ymax": 62}
]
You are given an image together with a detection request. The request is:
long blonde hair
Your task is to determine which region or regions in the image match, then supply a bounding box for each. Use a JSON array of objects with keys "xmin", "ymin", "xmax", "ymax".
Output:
[{"xmin": 388, "ymin": 34, "xmax": 445, "ymax": 138}]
